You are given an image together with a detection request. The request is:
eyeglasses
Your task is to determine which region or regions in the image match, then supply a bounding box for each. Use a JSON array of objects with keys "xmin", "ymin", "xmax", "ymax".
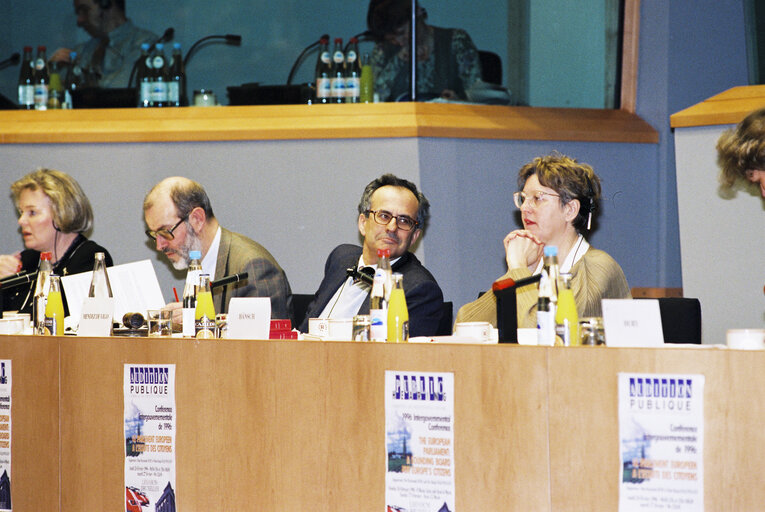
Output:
[
  {"xmin": 513, "ymin": 191, "xmax": 561, "ymax": 209},
  {"xmin": 365, "ymin": 209, "xmax": 419, "ymax": 231},
  {"xmin": 145, "ymin": 214, "xmax": 188, "ymax": 241}
]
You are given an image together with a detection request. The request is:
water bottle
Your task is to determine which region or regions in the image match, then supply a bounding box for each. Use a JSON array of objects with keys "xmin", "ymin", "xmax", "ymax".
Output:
[
  {"xmin": 87, "ymin": 252, "xmax": 113, "ymax": 298},
  {"xmin": 387, "ymin": 273, "xmax": 409, "ymax": 343},
  {"xmin": 136, "ymin": 43, "xmax": 152, "ymax": 108},
  {"xmin": 370, "ymin": 248, "xmax": 392, "ymax": 341},
  {"xmin": 63, "ymin": 51, "xmax": 84, "ymax": 109},
  {"xmin": 555, "ymin": 273, "xmax": 579, "ymax": 346},
  {"xmin": 359, "ymin": 52, "xmax": 374, "ymax": 103},
  {"xmin": 150, "ymin": 43, "xmax": 168, "ymax": 107},
  {"xmin": 33, "ymin": 251, "xmax": 53, "ymax": 335},
  {"xmin": 330, "ymin": 38, "xmax": 345, "ymax": 103},
  {"xmin": 344, "ymin": 37, "xmax": 361, "ymax": 103},
  {"xmin": 182, "ymin": 250, "xmax": 202, "ymax": 337},
  {"xmin": 33, "ymin": 45, "xmax": 49, "ymax": 110},
  {"xmin": 167, "ymin": 42, "xmax": 185, "ymax": 107},
  {"xmin": 537, "ymin": 246, "xmax": 559, "ymax": 346},
  {"xmin": 314, "ymin": 37, "xmax": 331, "ymax": 104},
  {"xmin": 17, "ymin": 46, "xmax": 34, "ymax": 110}
]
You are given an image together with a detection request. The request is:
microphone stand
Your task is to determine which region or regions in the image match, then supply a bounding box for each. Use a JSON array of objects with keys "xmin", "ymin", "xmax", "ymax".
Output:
[
  {"xmin": 286, "ymin": 34, "xmax": 329, "ymax": 86},
  {"xmin": 183, "ymin": 34, "xmax": 242, "ymax": 102}
]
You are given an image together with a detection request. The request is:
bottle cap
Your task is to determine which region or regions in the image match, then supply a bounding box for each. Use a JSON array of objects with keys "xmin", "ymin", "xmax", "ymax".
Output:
[
  {"xmin": 40, "ymin": 252, "xmax": 52, "ymax": 260},
  {"xmin": 141, "ymin": 43, "xmax": 150, "ymax": 51},
  {"xmin": 173, "ymin": 42, "xmax": 181, "ymax": 50},
  {"xmin": 544, "ymin": 246, "xmax": 558, "ymax": 257},
  {"xmin": 156, "ymin": 43, "xmax": 164, "ymax": 50},
  {"xmin": 23, "ymin": 46, "xmax": 32, "ymax": 52},
  {"xmin": 377, "ymin": 248, "xmax": 391, "ymax": 258},
  {"xmin": 189, "ymin": 250, "xmax": 202, "ymax": 260},
  {"xmin": 334, "ymin": 37, "xmax": 343, "ymax": 44}
]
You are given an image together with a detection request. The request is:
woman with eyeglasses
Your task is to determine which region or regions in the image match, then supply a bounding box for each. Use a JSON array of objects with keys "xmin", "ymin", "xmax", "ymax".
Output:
[
  {"xmin": 455, "ymin": 153, "xmax": 630, "ymax": 329},
  {"xmin": 0, "ymin": 168, "xmax": 113, "ymax": 316}
]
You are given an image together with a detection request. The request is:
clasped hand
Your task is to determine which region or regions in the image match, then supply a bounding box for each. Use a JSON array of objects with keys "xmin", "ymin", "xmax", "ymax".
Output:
[{"xmin": 503, "ymin": 230, "xmax": 543, "ymax": 270}]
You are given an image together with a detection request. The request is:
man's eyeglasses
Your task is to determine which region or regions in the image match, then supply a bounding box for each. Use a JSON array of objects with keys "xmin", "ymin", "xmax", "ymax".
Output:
[
  {"xmin": 513, "ymin": 191, "xmax": 561, "ymax": 209},
  {"xmin": 365, "ymin": 209, "xmax": 418, "ymax": 231},
  {"xmin": 145, "ymin": 214, "xmax": 188, "ymax": 241}
]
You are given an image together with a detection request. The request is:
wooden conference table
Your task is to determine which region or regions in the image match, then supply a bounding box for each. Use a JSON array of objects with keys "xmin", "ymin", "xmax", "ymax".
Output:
[{"xmin": 2, "ymin": 334, "xmax": 763, "ymax": 511}]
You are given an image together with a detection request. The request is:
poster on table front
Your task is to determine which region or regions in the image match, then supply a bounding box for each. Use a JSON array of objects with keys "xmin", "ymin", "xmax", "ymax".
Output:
[
  {"xmin": 0, "ymin": 361, "xmax": 11, "ymax": 512},
  {"xmin": 385, "ymin": 371, "xmax": 455, "ymax": 512},
  {"xmin": 124, "ymin": 364, "xmax": 176, "ymax": 512},
  {"xmin": 618, "ymin": 373, "xmax": 704, "ymax": 512}
]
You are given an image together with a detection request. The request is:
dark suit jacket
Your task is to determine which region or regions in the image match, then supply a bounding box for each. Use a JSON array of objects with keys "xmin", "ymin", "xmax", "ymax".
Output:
[
  {"xmin": 213, "ymin": 227, "xmax": 293, "ymax": 320},
  {"xmin": 298, "ymin": 244, "xmax": 444, "ymax": 337}
]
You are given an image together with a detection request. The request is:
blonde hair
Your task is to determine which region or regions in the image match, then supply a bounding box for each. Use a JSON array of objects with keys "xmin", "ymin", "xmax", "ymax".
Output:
[
  {"xmin": 11, "ymin": 168, "xmax": 94, "ymax": 233},
  {"xmin": 716, "ymin": 107, "xmax": 765, "ymax": 187}
]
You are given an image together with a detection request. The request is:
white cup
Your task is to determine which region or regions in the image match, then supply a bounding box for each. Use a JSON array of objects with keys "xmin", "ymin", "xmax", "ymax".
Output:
[
  {"xmin": 328, "ymin": 318, "xmax": 353, "ymax": 341},
  {"xmin": 516, "ymin": 327, "xmax": 538, "ymax": 345},
  {"xmin": 454, "ymin": 321, "xmax": 491, "ymax": 342},
  {"xmin": 0, "ymin": 318, "xmax": 24, "ymax": 335},
  {"xmin": 726, "ymin": 328, "xmax": 765, "ymax": 350},
  {"xmin": 308, "ymin": 318, "xmax": 329, "ymax": 337}
]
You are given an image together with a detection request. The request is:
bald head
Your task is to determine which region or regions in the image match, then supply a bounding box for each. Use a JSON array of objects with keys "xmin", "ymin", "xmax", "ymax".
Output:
[{"xmin": 143, "ymin": 176, "xmax": 215, "ymax": 220}]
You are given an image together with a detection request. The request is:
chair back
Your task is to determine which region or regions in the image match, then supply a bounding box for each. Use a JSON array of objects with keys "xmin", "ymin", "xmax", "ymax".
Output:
[{"xmin": 478, "ymin": 50, "xmax": 503, "ymax": 85}]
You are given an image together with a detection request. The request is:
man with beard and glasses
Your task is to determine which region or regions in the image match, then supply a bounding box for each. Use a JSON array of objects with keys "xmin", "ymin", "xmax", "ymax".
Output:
[
  {"xmin": 298, "ymin": 174, "xmax": 444, "ymax": 337},
  {"xmin": 143, "ymin": 177, "xmax": 293, "ymax": 326}
]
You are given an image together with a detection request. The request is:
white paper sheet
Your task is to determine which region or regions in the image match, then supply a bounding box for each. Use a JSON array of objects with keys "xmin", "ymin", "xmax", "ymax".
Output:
[
  {"xmin": 603, "ymin": 299, "xmax": 664, "ymax": 347},
  {"xmin": 62, "ymin": 259, "xmax": 166, "ymax": 325}
]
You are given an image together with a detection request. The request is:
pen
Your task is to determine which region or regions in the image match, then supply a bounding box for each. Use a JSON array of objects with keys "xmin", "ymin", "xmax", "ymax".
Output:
[{"xmin": 173, "ymin": 287, "xmax": 179, "ymax": 302}]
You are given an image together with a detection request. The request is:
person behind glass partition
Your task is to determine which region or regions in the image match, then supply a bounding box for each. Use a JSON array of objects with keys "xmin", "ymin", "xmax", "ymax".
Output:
[
  {"xmin": 49, "ymin": 0, "xmax": 157, "ymax": 88},
  {"xmin": 366, "ymin": 0, "xmax": 482, "ymax": 102},
  {"xmin": 716, "ymin": 107, "xmax": 765, "ymax": 198},
  {"xmin": 455, "ymin": 153, "xmax": 631, "ymax": 329},
  {"xmin": 0, "ymin": 168, "xmax": 113, "ymax": 315}
]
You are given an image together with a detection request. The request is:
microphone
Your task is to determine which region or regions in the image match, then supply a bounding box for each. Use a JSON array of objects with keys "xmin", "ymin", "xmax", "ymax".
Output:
[
  {"xmin": 0, "ymin": 271, "xmax": 38, "ymax": 290},
  {"xmin": 346, "ymin": 265, "xmax": 375, "ymax": 287},
  {"xmin": 491, "ymin": 274, "xmax": 542, "ymax": 292},
  {"xmin": 492, "ymin": 273, "xmax": 542, "ymax": 343},
  {"xmin": 155, "ymin": 27, "xmax": 175, "ymax": 45},
  {"xmin": 0, "ymin": 52, "xmax": 20, "ymax": 71},
  {"xmin": 210, "ymin": 272, "xmax": 248, "ymax": 289},
  {"xmin": 286, "ymin": 34, "xmax": 329, "ymax": 86},
  {"xmin": 183, "ymin": 33, "xmax": 242, "ymax": 68},
  {"xmin": 343, "ymin": 31, "xmax": 373, "ymax": 52}
]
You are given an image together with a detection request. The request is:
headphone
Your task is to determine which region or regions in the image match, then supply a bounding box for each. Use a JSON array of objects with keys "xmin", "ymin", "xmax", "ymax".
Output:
[{"xmin": 98, "ymin": 0, "xmax": 111, "ymax": 10}]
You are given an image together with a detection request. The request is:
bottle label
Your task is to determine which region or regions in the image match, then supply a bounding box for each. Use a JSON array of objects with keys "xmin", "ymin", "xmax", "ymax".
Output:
[
  {"xmin": 44, "ymin": 316, "xmax": 58, "ymax": 336},
  {"xmin": 333, "ymin": 51, "xmax": 344, "ymax": 64},
  {"xmin": 537, "ymin": 310, "xmax": 555, "ymax": 346},
  {"xmin": 168, "ymin": 82, "xmax": 180, "ymax": 103},
  {"xmin": 182, "ymin": 308, "xmax": 195, "ymax": 337},
  {"xmin": 345, "ymin": 77, "xmax": 360, "ymax": 97},
  {"xmin": 34, "ymin": 58, "xmax": 45, "ymax": 71},
  {"xmin": 139, "ymin": 82, "xmax": 152, "ymax": 105},
  {"xmin": 346, "ymin": 50, "xmax": 357, "ymax": 63},
  {"xmin": 316, "ymin": 78, "xmax": 331, "ymax": 98},
  {"xmin": 145, "ymin": 56, "xmax": 153, "ymax": 69},
  {"xmin": 152, "ymin": 56, "xmax": 165, "ymax": 69},
  {"xmin": 320, "ymin": 51, "xmax": 331, "ymax": 64},
  {"xmin": 370, "ymin": 308, "xmax": 387, "ymax": 342},
  {"xmin": 330, "ymin": 77, "xmax": 345, "ymax": 98},
  {"xmin": 195, "ymin": 315, "xmax": 216, "ymax": 339},
  {"xmin": 152, "ymin": 81, "xmax": 168, "ymax": 103},
  {"xmin": 34, "ymin": 84, "xmax": 48, "ymax": 109},
  {"xmin": 18, "ymin": 84, "xmax": 34, "ymax": 106}
]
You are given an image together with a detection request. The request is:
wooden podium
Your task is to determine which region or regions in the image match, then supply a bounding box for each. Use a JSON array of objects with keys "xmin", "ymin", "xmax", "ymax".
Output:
[{"xmin": 2, "ymin": 335, "xmax": 764, "ymax": 511}]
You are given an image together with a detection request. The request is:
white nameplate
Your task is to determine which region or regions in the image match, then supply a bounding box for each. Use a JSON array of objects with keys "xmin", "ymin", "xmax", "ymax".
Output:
[
  {"xmin": 602, "ymin": 299, "xmax": 664, "ymax": 347},
  {"xmin": 227, "ymin": 297, "xmax": 271, "ymax": 340},
  {"xmin": 78, "ymin": 297, "xmax": 114, "ymax": 337}
]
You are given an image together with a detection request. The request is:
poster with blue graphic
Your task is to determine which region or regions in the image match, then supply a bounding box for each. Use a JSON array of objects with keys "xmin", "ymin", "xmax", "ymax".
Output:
[
  {"xmin": 618, "ymin": 373, "xmax": 704, "ymax": 512},
  {"xmin": 0, "ymin": 361, "xmax": 11, "ymax": 512},
  {"xmin": 385, "ymin": 371, "xmax": 455, "ymax": 512},
  {"xmin": 123, "ymin": 364, "xmax": 176, "ymax": 512}
]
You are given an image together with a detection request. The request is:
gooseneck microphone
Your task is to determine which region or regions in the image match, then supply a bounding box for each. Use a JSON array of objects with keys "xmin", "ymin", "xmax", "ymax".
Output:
[
  {"xmin": 0, "ymin": 271, "xmax": 38, "ymax": 290},
  {"xmin": 183, "ymin": 34, "xmax": 242, "ymax": 68},
  {"xmin": 0, "ymin": 52, "xmax": 20, "ymax": 71},
  {"xmin": 210, "ymin": 272, "xmax": 248, "ymax": 289},
  {"xmin": 286, "ymin": 34, "xmax": 330, "ymax": 86}
]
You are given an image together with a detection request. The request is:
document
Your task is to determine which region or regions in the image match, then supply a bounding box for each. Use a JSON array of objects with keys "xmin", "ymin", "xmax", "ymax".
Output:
[{"xmin": 62, "ymin": 260, "xmax": 166, "ymax": 325}]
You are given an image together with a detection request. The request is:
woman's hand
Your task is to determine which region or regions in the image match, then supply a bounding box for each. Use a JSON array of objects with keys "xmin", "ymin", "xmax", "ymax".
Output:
[
  {"xmin": 503, "ymin": 230, "xmax": 543, "ymax": 270},
  {"xmin": 0, "ymin": 253, "xmax": 22, "ymax": 279}
]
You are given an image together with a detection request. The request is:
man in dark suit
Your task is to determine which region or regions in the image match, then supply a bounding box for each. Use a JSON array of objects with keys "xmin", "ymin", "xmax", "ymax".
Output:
[
  {"xmin": 298, "ymin": 174, "xmax": 443, "ymax": 337},
  {"xmin": 143, "ymin": 177, "xmax": 293, "ymax": 323}
]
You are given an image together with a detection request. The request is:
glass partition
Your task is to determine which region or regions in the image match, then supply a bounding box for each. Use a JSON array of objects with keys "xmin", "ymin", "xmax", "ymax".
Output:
[{"xmin": 0, "ymin": 0, "xmax": 624, "ymax": 109}]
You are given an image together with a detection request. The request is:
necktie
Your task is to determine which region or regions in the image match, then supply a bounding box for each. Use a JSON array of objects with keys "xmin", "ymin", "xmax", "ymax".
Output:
[{"xmin": 90, "ymin": 36, "xmax": 110, "ymax": 79}]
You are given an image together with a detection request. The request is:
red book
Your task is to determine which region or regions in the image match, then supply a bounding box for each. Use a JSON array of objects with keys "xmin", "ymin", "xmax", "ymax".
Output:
[
  {"xmin": 269, "ymin": 329, "xmax": 298, "ymax": 340},
  {"xmin": 270, "ymin": 319, "xmax": 292, "ymax": 331}
]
